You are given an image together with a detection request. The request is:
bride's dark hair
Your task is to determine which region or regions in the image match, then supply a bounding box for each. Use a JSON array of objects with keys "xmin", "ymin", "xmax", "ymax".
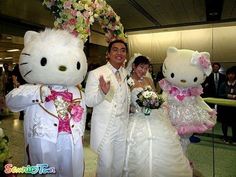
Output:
[{"xmin": 133, "ymin": 56, "xmax": 150, "ymax": 66}]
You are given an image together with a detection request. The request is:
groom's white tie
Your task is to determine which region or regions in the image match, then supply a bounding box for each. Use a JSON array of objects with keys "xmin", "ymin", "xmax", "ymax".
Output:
[{"xmin": 115, "ymin": 70, "xmax": 122, "ymax": 83}]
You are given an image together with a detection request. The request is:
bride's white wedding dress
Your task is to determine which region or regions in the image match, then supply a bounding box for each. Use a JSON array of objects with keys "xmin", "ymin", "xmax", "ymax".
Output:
[{"xmin": 123, "ymin": 87, "xmax": 193, "ymax": 177}]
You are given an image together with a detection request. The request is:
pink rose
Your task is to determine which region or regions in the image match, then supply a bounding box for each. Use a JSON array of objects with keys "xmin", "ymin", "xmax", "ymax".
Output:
[
  {"xmin": 69, "ymin": 18, "xmax": 77, "ymax": 25},
  {"xmin": 70, "ymin": 105, "xmax": 84, "ymax": 122},
  {"xmin": 198, "ymin": 56, "xmax": 210, "ymax": 69},
  {"xmin": 63, "ymin": 1, "xmax": 72, "ymax": 9},
  {"xmin": 190, "ymin": 86, "xmax": 203, "ymax": 96},
  {"xmin": 71, "ymin": 9, "xmax": 77, "ymax": 17}
]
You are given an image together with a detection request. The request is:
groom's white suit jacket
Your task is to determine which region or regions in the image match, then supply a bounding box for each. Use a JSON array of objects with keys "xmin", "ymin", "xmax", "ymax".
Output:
[{"xmin": 85, "ymin": 63, "xmax": 130, "ymax": 153}]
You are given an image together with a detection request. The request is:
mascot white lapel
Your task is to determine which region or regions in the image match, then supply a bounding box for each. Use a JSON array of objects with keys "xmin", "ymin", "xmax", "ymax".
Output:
[
  {"xmin": 6, "ymin": 29, "xmax": 87, "ymax": 177},
  {"xmin": 159, "ymin": 47, "xmax": 216, "ymax": 152}
]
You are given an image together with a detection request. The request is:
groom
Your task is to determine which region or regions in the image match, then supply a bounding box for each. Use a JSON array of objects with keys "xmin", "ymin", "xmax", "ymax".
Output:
[{"xmin": 85, "ymin": 39, "xmax": 130, "ymax": 177}]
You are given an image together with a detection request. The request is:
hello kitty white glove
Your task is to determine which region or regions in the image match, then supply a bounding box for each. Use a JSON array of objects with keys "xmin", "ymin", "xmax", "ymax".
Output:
[{"xmin": 40, "ymin": 86, "xmax": 51, "ymax": 102}]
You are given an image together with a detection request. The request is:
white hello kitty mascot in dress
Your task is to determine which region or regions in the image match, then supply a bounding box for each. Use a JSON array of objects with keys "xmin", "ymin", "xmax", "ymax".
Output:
[
  {"xmin": 159, "ymin": 47, "xmax": 216, "ymax": 152},
  {"xmin": 6, "ymin": 29, "xmax": 87, "ymax": 177}
]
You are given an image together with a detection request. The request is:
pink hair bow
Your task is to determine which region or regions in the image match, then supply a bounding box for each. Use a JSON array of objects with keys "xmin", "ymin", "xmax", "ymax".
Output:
[{"xmin": 191, "ymin": 51, "xmax": 212, "ymax": 76}]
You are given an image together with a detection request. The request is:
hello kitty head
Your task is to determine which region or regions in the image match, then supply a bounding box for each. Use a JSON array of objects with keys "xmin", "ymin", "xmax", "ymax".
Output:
[
  {"xmin": 19, "ymin": 28, "xmax": 88, "ymax": 86},
  {"xmin": 162, "ymin": 47, "xmax": 212, "ymax": 88}
]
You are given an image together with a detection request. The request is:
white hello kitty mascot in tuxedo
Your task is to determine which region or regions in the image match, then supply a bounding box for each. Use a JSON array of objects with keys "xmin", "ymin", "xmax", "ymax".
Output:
[{"xmin": 6, "ymin": 29, "xmax": 87, "ymax": 177}]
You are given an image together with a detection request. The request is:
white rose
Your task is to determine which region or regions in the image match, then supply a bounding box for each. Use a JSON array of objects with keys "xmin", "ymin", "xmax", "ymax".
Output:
[
  {"xmin": 145, "ymin": 86, "xmax": 152, "ymax": 91},
  {"xmin": 0, "ymin": 128, "xmax": 5, "ymax": 138},
  {"xmin": 143, "ymin": 91, "xmax": 152, "ymax": 98},
  {"xmin": 127, "ymin": 77, "xmax": 134, "ymax": 87},
  {"xmin": 152, "ymin": 92, "xmax": 158, "ymax": 98}
]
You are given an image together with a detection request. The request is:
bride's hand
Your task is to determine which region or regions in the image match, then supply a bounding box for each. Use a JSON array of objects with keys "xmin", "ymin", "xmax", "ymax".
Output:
[{"xmin": 99, "ymin": 75, "xmax": 110, "ymax": 95}]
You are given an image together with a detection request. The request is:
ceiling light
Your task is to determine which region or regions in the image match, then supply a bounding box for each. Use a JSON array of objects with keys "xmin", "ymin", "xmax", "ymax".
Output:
[
  {"xmin": 6, "ymin": 49, "xmax": 20, "ymax": 52},
  {"xmin": 6, "ymin": 36, "xmax": 12, "ymax": 40},
  {"xmin": 209, "ymin": 12, "xmax": 218, "ymax": 16},
  {"xmin": 4, "ymin": 57, "xmax": 13, "ymax": 60}
]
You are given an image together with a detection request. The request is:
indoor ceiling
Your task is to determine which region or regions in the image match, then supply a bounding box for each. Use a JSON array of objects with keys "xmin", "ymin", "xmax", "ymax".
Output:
[{"xmin": 1, "ymin": 0, "xmax": 236, "ymax": 63}]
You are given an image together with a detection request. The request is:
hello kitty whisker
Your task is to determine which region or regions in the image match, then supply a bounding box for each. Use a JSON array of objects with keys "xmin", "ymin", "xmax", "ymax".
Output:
[
  {"xmin": 20, "ymin": 62, "xmax": 28, "ymax": 65},
  {"xmin": 24, "ymin": 70, "xmax": 32, "ymax": 77},
  {"xmin": 21, "ymin": 53, "xmax": 30, "ymax": 56}
]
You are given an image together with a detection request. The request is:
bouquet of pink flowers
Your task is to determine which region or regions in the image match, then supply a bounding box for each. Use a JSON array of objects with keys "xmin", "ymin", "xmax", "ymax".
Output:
[{"xmin": 136, "ymin": 86, "xmax": 164, "ymax": 115}]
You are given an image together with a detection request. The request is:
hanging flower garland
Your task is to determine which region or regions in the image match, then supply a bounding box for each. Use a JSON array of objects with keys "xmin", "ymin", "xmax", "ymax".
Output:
[{"xmin": 43, "ymin": 0, "xmax": 127, "ymax": 43}]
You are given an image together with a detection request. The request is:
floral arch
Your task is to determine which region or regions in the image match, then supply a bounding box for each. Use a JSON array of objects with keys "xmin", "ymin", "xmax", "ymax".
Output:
[{"xmin": 43, "ymin": 0, "xmax": 127, "ymax": 43}]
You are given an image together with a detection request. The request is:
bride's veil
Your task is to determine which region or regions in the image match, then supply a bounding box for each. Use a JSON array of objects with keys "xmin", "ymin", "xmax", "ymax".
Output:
[
  {"xmin": 126, "ymin": 53, "xmax": 142, "ymax": 74},
  {"xmin": 126, "ymin": 53, "xmax": 154, "ymax": 83}
]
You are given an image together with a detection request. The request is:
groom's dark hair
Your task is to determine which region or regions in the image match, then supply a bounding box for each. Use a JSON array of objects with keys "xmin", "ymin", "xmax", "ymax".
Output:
[{"xmin": 108, "ymin": 39, "xmax": 128, "ymax": 52}]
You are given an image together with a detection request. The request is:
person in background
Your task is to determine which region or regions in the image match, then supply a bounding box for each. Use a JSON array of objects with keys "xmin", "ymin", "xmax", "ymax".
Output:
[
  {"xmin": 12, "ymin": 64, "xmax": 27, "ymax": 120},
  {"xmin": 85, "ymin": 39, "xmax": 130, "ymax": 177},
  {"xmin": 202, "ymin": 62, "xmax": 226, "ymax": 98},
  {"xmin": 155, "ymin": 64, "xmax": 164, "ymax": 93},
  {"xmin": 218, "ymin": 67, "xmax": 236, "ymax": 144},
  {"xmin": 201, "ymin": 62, "xmax": 226, "ymax": 143},
  {"xmin": 148, "ymin": 64, "xmax": 156, "ymax": 81},
  {"xmin": 0, "ymin": 67, "xmax": 4, "ymax": 118},
  {"xmin": 2, "ymin": 63, "xmax": 14, "ymax": 95},
  {"xmin": 1, "ymin": 64, "xmax": 13, "ymax": 117}
]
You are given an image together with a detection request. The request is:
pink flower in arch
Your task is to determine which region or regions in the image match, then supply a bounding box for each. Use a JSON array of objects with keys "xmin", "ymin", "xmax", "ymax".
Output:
[
  {"xmin": 69, "ymin": 18, "xmax": 77, "ymax": 25},
  {"xmin": 71, "ymin": 9, "xmax": 77, "ymax": 17},
  {"xmin": 63, "ymin": 1, "xmax": 72, "ymax": 9}
]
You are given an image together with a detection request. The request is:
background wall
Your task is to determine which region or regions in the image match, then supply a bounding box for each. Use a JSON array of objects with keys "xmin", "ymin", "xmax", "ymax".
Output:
[{"xmin": 127, "ymin": 23, "xmax": 236, "ymax": 72}]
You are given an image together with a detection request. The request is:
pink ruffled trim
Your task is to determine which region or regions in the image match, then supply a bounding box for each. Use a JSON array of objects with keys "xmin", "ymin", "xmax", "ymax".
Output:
[
  {"xmin": 159, "ymin": 79, "xmax": 171, "ymax": 91},
  {"xmin": 159, "ymin": 79, "xmax": 203, "ymax": 97},
  {"xmin": 177, "ymin": 123, "xmax": 215, "ymax": 135}
]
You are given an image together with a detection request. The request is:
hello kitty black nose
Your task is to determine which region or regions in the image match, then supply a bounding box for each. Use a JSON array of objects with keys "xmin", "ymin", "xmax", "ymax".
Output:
[{"xmin": 59, "ymin": 65, "xmax": 67, "ymax": 71}]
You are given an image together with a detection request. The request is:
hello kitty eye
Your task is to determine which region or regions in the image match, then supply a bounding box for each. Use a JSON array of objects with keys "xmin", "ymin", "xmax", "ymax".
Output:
[
  {"xmin": 194, "ymin": 77, "xmax": 198, "ymax": 82},
  {"xmin": 40, "ymin": 57, "xmax": 47, "ymax": 66},
  {"xmin": 77, "ymin": 61, "xmax": 81, "ymax": 70},
  {"xmin": 171, "ymin": 73, "xmax": 174, "ymax": 78}
]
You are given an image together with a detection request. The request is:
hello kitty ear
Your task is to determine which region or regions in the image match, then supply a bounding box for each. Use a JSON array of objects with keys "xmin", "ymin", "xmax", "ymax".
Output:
[
  {"xmin": 167, "ymin": 47, "xmax": 178, "ymax": 56},
  {"xmin": 24, "ymin": 31, "xmax": 39, "ymax": 46},
  {"xmin": 76, "ymin": 38, "xmax": 84, "ymax": 49},
  {"xmin": 201, "ymin": 52, "xmax": 210, "ymax": 59},
  {"xmin": 191, "ymin": 51, "xmax": 212, "ymax": 76},
  {"xmin": 200, "ymin": 52, "xmax": 212, "ymax": 76}
]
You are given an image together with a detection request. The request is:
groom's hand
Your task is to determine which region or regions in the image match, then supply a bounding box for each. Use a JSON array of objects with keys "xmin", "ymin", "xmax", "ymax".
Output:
[{"xmin": 99, "ymin": 75, "xmax": 110, "ymax": 95}]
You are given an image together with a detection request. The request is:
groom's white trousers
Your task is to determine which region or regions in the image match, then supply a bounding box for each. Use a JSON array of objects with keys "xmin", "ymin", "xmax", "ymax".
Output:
[{"xmin": 96, "ymin": 117, "xmax": 127, "ymax": 177}]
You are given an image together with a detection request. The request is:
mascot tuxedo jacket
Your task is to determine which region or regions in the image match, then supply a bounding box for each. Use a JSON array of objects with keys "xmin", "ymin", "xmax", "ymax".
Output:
[
  {"xmin": 6, "ymin": 84, "xmax": 86, "ymax": 145},
  {"xmin": 85, "ymin": 63, "xmax": 130, "ymax": 153}
]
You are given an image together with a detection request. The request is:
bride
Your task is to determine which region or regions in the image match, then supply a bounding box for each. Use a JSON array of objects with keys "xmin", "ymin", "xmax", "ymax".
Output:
[{"xmin": 123, "ymin": 55, "xmax": 192, "ymax": 177}]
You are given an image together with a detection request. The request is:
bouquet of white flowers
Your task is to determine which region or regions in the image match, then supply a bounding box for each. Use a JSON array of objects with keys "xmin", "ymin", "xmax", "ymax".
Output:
[
  {"xmin": 0, "ymin": 127, "xmax": 9, "ymax": 172},
  {"xmin": 136, "ymin": 86, "xmax": 164, "ymax": 115}
]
